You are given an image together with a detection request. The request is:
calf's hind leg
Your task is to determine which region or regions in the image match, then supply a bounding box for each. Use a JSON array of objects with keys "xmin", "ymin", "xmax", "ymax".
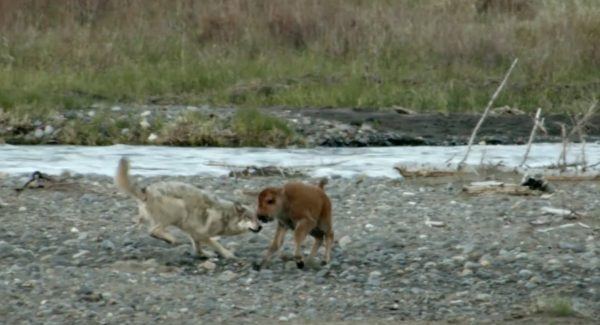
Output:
[
  {"xmin": 309, "ymin": 235, "xmax": 323, "ymax": 259},
  {"xmin": 293, "ymin": 219, "xmax": 316, "ymax": 269},
  {"xmin": 323, "ymin": 230, "xmax": 334, "ymax": 265}
]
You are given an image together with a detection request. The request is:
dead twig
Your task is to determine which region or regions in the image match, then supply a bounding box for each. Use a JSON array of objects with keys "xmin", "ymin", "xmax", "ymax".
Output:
[
  {"xmin": 569, "ymin": 100, "xmax": 597, "ymax": 171},
  {"xmin": 479, "ymin": 148, "xmax": 487, "ymax": 168},
  {"xmin": 556, "ymin": 122, "xmax": 568, "ymax": 172},
  {"xmin": 588, "ymin": 161, "xmax": 600, "ymax": 168},
  {"xmin": 519, "ymin": 108, "xmax": 546, "ymax": 167},
  {"xmin": 577, "ymin": 128, "xmax": 587, "ymax": 171},
  {"xmin": 536, "ymin": 222, "xmax": 591, "ymax": 233},
  {"xmin": 458, "ymin": 58, "xmax": 519, "ymax": 169},
  {"xmin": 544, "ymin": 173, "xmax": 600, "ymax": 181},
  {"xmin": 568, "ymin": 100, "xmax": 597, "ymax": 138},
  {"xmin": 553, "ymin": 100, "xmax": 597, "ymax": 172}
]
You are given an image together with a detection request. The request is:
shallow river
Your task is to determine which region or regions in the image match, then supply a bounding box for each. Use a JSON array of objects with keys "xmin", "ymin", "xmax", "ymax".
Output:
[{"xmin": 1, "ymin": 143, "xmax": 599, "ymax": 178}]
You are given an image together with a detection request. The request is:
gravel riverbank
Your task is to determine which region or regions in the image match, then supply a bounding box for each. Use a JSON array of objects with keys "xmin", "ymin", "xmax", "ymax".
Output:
[{"xmin": 0, "ymin": 173, "xmax": 598, "ymax": 323}]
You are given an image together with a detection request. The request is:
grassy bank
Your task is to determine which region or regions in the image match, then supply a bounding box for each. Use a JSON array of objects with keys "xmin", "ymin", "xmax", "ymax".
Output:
[{"xmin": 0, "ymin": 0, "xmax": 599, "ymax": 116}]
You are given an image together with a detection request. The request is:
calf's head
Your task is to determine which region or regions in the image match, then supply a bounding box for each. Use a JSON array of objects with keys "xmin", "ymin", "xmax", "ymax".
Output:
[{"xmin": 256, "ymin": 187, "xmax": 283, "ymax": 223}]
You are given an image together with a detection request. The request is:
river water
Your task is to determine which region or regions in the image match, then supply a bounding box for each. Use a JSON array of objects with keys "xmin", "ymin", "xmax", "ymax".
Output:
[{"xmin": 1, "ymin": 143, "xmax": 599, "ymax": 178}]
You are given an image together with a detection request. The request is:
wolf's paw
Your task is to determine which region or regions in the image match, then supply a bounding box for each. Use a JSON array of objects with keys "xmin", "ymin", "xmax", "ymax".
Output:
[{"xmin": 220, "ymin": 251, "xmax": 236, "ymax": 259}]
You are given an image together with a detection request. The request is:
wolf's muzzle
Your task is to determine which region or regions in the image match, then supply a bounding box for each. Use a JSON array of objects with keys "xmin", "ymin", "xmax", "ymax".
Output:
[{"xmin": 249, "ymin": 225, "xmax": 263, "ymax": 233}]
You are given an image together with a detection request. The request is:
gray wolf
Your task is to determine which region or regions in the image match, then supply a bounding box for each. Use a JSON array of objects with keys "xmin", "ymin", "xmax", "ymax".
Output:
[{"xmin": 115, "ymin": 158, "xmax": 261, "ymax": 259}]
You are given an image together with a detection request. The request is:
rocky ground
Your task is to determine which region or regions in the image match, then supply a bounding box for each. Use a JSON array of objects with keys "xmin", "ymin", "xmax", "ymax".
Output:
[
  {"xmin": 0, "ymin": 172, "xmax": 598, "ymax": 324},
  {"xmin": 2, "ymin": 104, "xmax": 600, "ymax": 147}
]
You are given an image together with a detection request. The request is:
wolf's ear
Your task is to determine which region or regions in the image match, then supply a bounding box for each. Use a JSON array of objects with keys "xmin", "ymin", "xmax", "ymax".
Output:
[{"xmin": 234, "ymin": 202, "xmax": 245, "ymax": 214}]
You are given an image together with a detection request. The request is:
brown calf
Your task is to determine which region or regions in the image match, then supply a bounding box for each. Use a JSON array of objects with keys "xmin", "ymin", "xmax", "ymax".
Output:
[{"xmin": 255, "ymin": 179, "xmax": 333, "ymax": 269}]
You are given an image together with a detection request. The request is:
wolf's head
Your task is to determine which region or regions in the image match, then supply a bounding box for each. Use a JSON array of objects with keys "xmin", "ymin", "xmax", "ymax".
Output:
[{"xmin": 233, "ymin": 202, "xmax": 262, "ymax": 233}]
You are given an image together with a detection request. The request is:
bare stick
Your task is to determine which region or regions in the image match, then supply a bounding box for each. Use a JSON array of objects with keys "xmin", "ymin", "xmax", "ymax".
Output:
[
  {"xmin": 556, "ymin": 122, "xmax": 568, "ymax": 172},
  {"xmin": 568, "ymin": 100, "xmax": 597, "ymax": 138},
  {"xmin": 536, "ymin": 222, "xmax": 590, "ymax": 233},
  {"xmin": 479, "ymin": 148, "xmax": 487, "ymax": 167},
  {"xmin": 519, "ymin": 108, "xmax": 545, "ymax": 167},
  {"xmin": 578, "ymin": 128, "xmax": 587, "ymax": 171},
  {"xmin": 458, "ymin": 58, "xmax": 519, "ymax": 169},
  {"xmin": 572, "ymin": 101, "xmax": 597, "ymax": 171},
  {"xmin": 588, "ymin": 161, "xmax": 600, "ymax": 168}
]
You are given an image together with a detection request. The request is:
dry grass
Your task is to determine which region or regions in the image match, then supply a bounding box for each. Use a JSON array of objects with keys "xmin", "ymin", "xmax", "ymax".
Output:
[
  {"xmin": 535, "ymin": 296, "xmax": 577, "ymax": 318},
  {"xmin": 0, "ymin": 0, "xmax": 599, "ymax": 113},
  {"xmin": 232, "ymin": 107, "xmax": 295, "ymax": 147},
  {"xmin": 0, "ymin": 106, "xmax": 294, "ymax": 146}
]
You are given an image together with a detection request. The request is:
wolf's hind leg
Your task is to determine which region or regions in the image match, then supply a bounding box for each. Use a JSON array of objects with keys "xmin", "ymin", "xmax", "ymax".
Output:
[{"xmin": 149, "ymin": 225, "xmax": 177, "ymax": 245}]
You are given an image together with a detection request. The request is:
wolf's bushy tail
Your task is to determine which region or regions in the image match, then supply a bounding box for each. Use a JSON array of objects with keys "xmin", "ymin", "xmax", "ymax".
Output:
[{"xmin": 115, "ymin": 158, "xmax": 146, "ymax": 200}]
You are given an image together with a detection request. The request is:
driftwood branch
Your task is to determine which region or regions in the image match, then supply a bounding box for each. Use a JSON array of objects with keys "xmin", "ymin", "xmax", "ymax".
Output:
[
  {"xmin": 395, "ymin": 166, "xmax": 464, "ymax": 178},
  {"xmin": 462, "ymin": 180, "xmax": 538, "ymax": 196},
  {"xmin": 207, "ymin": 160, "xmax": 348, "ymax": 169},
  {"xmin": 458, "ymin": 58, "xmax": 519, "ymax": 169}
]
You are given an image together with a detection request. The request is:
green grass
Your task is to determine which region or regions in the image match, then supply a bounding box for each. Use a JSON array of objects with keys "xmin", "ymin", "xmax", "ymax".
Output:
[
  {"xmin": 0, "ymin": 0, "xmax": 599, "ymax": 115},
  {"xmin": 159, "ymin": 111, "xmax": 228, "ymax": 146},
  {"xmin": 3, "ymin": 53, "xmax": 596, "ymax": 115}
]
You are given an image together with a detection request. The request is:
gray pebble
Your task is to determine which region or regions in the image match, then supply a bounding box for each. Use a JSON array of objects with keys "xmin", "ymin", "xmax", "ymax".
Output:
[
  {"xmin": 218, "ymin": 270, "xmax": 237, "ymax": 282},
  {"xmin": 101, "ymin": 240, "xmax": 116, "ymax": 251},
  {"xmin": 558, "ymin": 241, "xmax": 586, "ymax": 253},
  {"xmin": 464, "ymin": 261, "xmax": 480, "ymax": 270},
  {"xmin": 284, "ymin": 261, "xmax": 297, "ymax": 271},
  {"xmin": 367, "ymin": 271, "xmax": 382, "ymax": 286},
  {"xmin": 0, "ymin": 241, "xmax": 16, "ymax": 258},
  {"xmin": 518, "ymin": 269, "xmax": 533, "ymax": 279}
]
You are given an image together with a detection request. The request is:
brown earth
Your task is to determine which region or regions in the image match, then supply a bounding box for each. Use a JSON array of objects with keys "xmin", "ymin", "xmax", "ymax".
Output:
[{"xmin": 283, "ymin": 108, "xmax": 600, "ymax": 146}]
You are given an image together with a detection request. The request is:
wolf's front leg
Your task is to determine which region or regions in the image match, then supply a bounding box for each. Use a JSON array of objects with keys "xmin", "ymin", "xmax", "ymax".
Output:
[{"xmin": 204, "ymin": 238, "xmax": 235, "ymax": 259}]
